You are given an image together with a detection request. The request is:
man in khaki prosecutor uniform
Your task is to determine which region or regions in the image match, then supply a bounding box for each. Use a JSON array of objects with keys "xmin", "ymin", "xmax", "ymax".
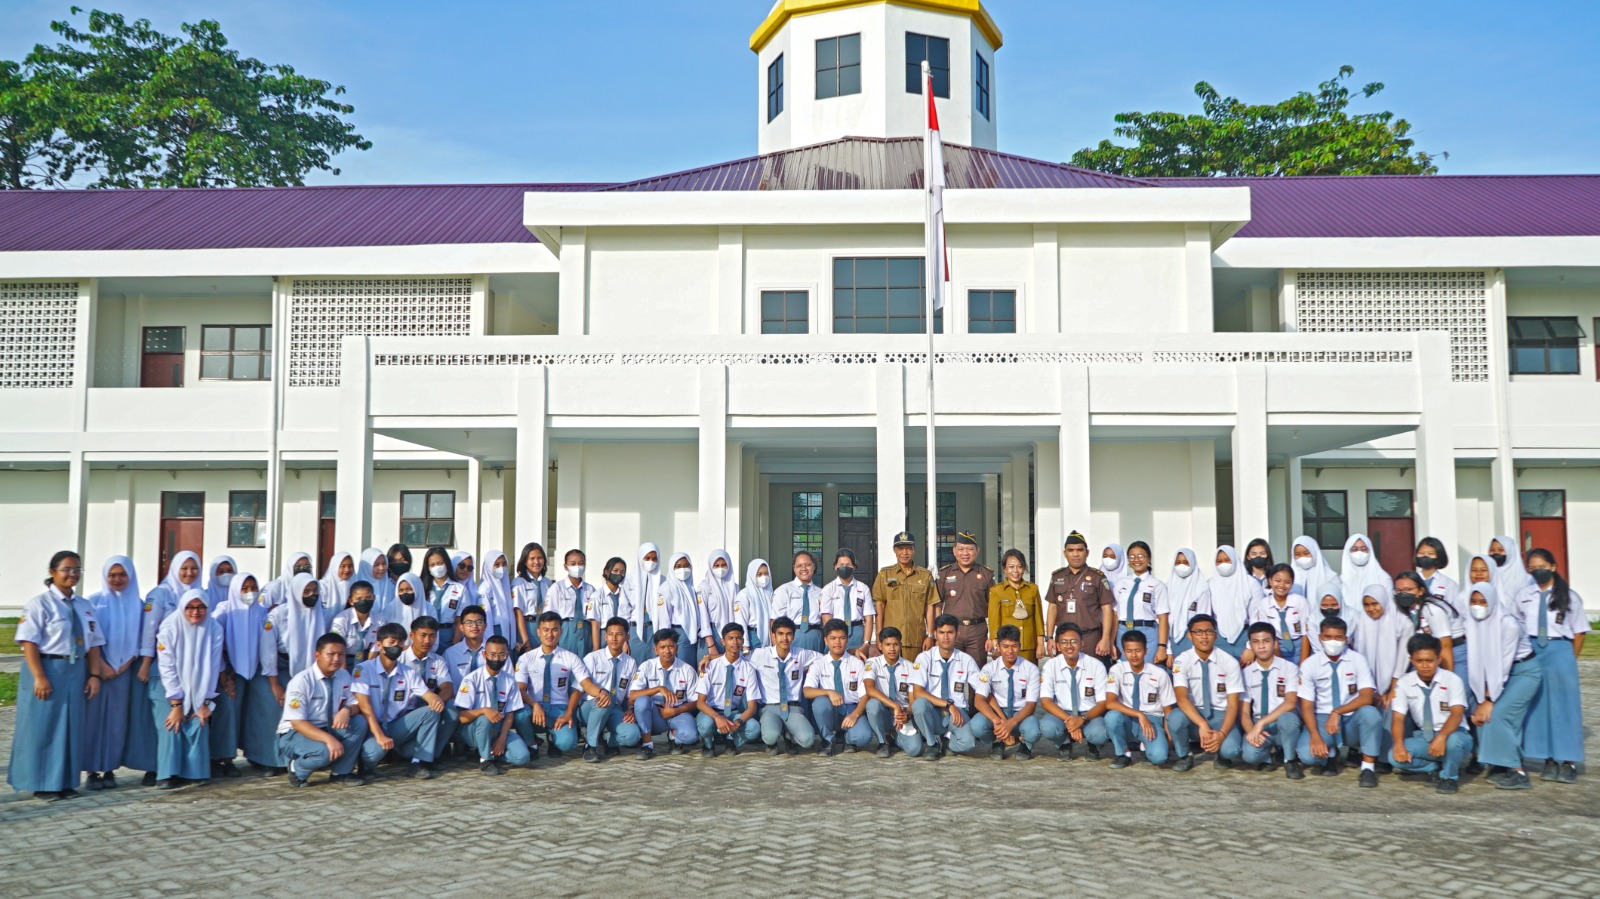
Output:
[
  {"xmin": 936, "ymin": 532, "xmax": 995, "ymax": 666},
  {"xmin": 871, "ymin": 532, "xmax": 935, "ymax": 654}
]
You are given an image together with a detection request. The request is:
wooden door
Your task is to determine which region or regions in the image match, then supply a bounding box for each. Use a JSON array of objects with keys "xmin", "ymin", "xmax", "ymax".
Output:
[
  {"xmin": 158, "ymin": 518, "xmax": 204, "ymax": 577},
  {"xmin": 1519, "ymin": 489, "xmax": 1568, "ymax": 577},
  {"xmin": 317, "ymin": 491, "xmax": 337, "ymax": 574},
  {"xmin": 1367, "ymin": 518, "xmax": 1414, "ymax": 577},
  {"xmin": 141, "ymin": 327, "xmax": 185, "ymax": 388},
  {"xmin": 838, "ymin": 518, "xmax": 878, "ymax": 576}
]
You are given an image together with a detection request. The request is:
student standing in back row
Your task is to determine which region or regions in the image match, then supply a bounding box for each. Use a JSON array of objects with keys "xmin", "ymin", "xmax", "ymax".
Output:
[{"xmin": 1516, "ymin": 548, "xmax": 1586, "ymax": 784}]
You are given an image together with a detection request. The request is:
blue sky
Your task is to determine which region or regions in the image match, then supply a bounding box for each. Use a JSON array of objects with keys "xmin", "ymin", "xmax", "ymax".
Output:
[{"xmin": 2, "ymin": 0, "xmax": 1594, "ymax": 184}]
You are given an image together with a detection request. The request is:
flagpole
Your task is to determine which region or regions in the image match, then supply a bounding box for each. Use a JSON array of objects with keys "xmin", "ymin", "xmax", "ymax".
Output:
[{"xmin": 922, "ymin": 60, "xmax": 939, "ymax": 573}]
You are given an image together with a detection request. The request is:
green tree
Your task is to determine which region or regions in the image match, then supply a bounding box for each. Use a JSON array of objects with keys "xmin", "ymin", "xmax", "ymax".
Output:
[
  {"xmin": 0, "ymin": 58, "xmax": 79, "ymax": 188},
  {"xmin": 1071, "ymin": 66, "xmax": 1440, "ymax": 177},
  {"xmin": 6, "ymin": 6, "xmax": 370, "ymax": 189}
]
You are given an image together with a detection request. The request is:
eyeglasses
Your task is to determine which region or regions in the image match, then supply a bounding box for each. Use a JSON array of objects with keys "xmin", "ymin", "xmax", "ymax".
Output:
[
  {"xmin": 461, "ymin": 619, "xmax": 487, "ymax": 627},
  {"xmin": 458, "ymin": 565, "xmax": 475, "ymax": 572},
  {"xmin": 1055, "ymin": 638, "xmax": 1081, "ymax": 646},
  {"xmin": 1189, "ymin": 629, "xmax": 1217, "ymax": 636}
]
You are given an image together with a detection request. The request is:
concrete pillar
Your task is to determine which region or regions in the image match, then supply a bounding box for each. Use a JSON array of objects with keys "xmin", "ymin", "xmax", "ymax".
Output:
[
  {"xmin": 1247, "ymin": 286, "xmax": 1273, "ymax": 333},
  {"xmin": 1285, "ymin": 456, "xmax": 1304, "ymax": 540},
  {"xmin": 514, "ymin": 368, "xmax": 548, "ymax": 548},
  {"xmin": 1414, "ymin": 333, "xmax": 1460, "ymax": 557},
  {"xmin": 1031, "ymin": 225, "xmax": 1060, "ymax": 334},
  {"xmin": 725, "ymin": 441, "xmax": 745, "ymax": 562},
  {"xmin": 1059, "ymin": 364, "xmax": 1092, "ymax": 535},
  {"xmin": 1033, "ymin": 439, "xmax": 1062, "ymax": 572},
  {"xmin": 982, "ymin": 473, "xmax": 999, "ymax": 561},
  {"xmin": 1231, "ymin": 362, "xmax": 1269, "ymax": 548},
  {"xmin": 698, "ymin": 364, "xmax": 728, "ymax": 552},
  {"xmin": 874, "ymin": 363, "xmax": 907, "ymax": 567},
  {"xmin": 65, "ymin": 453, "xmax": 89, "ymax": 554},
  {"xmin": 1188, "ymin": 438, "xmax": 1218, "ymax": 554},
  {"xmin": 557, "ymin": 227, "xmax": 587, "ymax": 336},
  {"xmin": 1277, "ymin": 270, "xmax": 1298, "ymax": 333},
  {"xmin": 334, "ymin": 336, "xmax": 373, "ymax": 552},
  {"xmin": 998, "ymin": 462, "xmax": 1016, "ymax": 559},
  {"xmin": 1008, "ymin": 450, "xmax": 1030, "ymax": 558},
  {"xmin": 555, "ymin": 442, "xmax": 583, "ymax": 555},
  {"xmin": 1486, "ymin": 269, "xmax": 1518, "ymax": 538},
  {"xmin": 462, "ymin": 458, "xmax": 483, "ymax": 560},
  {"xmin": 1184, "ymin": 223, "xmax": 1214, "ymax": 333}
]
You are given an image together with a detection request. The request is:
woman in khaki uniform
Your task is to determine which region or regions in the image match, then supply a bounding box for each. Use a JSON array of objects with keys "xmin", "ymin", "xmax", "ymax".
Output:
[{"xmin": 988, "ymin": 549, "xmax": 1045, "ymax": 661}]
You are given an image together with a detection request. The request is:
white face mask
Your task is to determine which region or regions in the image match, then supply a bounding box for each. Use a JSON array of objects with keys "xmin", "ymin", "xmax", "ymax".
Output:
[
  {"xmin": 1470, "ymin": 603, "xmax": 1491, "ymax": 621},
  {"xmin": 429, "ymin": 564, "xmax": 448, "ymax": 579},
  {"xmin": 1349, "ymin": 550, "xmax": 1371, "ymax": 566},
  {"xmin": 1294, "ymin": 555, "xmax": 1315, "ymax": 570},
  {"xmin": 216, "ymin": 572, "xmax": 233, "ymax": 588},
  {"xmin": 755, "ymin": 575, "xmax": 771, "ymax": 589},
  {"xmin": 1173, "ymin": 564, "xmax": 1193, "ymax": 578},
  {"xmin": 493, "ymin": 565, "xmax": 506, "ymax": 578},
  {"xmin": 642, "ymin": 559, "xmax": 659, "ymax": 574},
  {"xmin": 566, "ymin": 565, "xmax": 585, "ymax": 580},
  {"xmin": 673, "ymin": 567, "xmax": 691, "ymax": 581},
  {"xmin": 1321, "ymin": 639, "xmax": 1346, "ymax": 657},
  {"xmin": 713, "ymin": 566, "xmax": 729, "ymax": 580},
  {"xmin": 1101, "ymin": 557, "xmax": 1118, "ymax": 571},
  {"xmin": 1215, "ymin": 562, "xmax": 1236, "ymax": 577},
  {"xmin": 240, "ymin": 591, "xmax": 259, "ymax": 605}
]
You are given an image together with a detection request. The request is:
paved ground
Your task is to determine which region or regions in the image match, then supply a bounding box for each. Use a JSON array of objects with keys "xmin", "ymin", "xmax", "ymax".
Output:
[{"xmin": 2, "ymin": 666, "xmax": 1598, "ymax": 898}]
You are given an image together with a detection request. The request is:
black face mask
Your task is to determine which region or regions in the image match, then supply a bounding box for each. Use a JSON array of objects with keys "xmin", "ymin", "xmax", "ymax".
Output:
[
  {"xmin": 353, "ymin": 599, "xmax": 374, "ymax": 615},
  {"xmin": 398, "ymin": 591, "xmax": 416, "ymax": 606},
  {"xmin": 604, "ymin": 571, "xmax": 625, "ymax": 587},
  {"xmin": 484, "ymin": 657, "xmax": 506, "ymax": 672},
  {"xmin": 1414, "ymin": 555, "xmax": 1436, "ymax": 571},
  {"xmin": 301, "ymin": 593, "xmax": 319, "ymax": 609},
  {"xmin": 1321, "ymin": 607, "xmax": 1341, "ymax": 620},
  {"xmin": 1531, "ymin": 568, "xmax": 1556, "ymax": 586},
  {"xmin": 381, "ymin": 645, "xmax": 404, "ymax": 660},
  {"xmin": 390, "ymin": 557, "xmax": 411, "ymax": 576},
  {"xmin": 836, "ymin": 565, "xmax": 855, "ymax": 581},
  {"xmin": 1393, "ymin": 592, "xmax": 1420, "ymax": 611},
  {"xmin": 1489, "ymin": 552, "xmax": 1508, "ymax": 566},
  {"xmin": 1247, "ymin": 556, "xmax": 1269, "ymax": 570}
]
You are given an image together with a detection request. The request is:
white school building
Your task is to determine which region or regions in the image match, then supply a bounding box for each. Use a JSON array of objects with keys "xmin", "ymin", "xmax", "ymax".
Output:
[{"xmin": 1, "ymin": 0, "xmax": 1597, "ymax": 610}]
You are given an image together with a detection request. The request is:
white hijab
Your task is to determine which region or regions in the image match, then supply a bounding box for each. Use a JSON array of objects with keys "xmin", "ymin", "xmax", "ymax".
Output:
[
  {"xmin": 203, "ymin": 555, "xmax": 236, "ymax": 610},
  {"xmin": 392, "ymin": 572, "xmax": 427, "ymax": 629},
  {"xmin": 1461, "ymin": 581, "xmax": 1511, "ymax": 701},
  {"xmin": 216, "ymin": 571, "xmax": 265, "ymax": 678},
  {"xmin": 1205, "ymin": 545, "xmax": 1257, "ymax": 641},
  {"xmin": 621, "ymin": 542, "xmax": 664, "ymax": 635},
  {"xmin": 737, "ymin": 558, "xmax": 775, "ymax": 643},
  {"xmin": 267, "ymin": 552, "xmax": 311, "ymax": 607},
  {"xmin": 698, "ymin": 549, "xmax": 739, "ymax": 618},
  {"xmin": 159, "ymin": 589, "xmax": 223, "ymax": 715},
  {"xmin": 320, "ymin": 551, "xmax": 353, "ymax": 611},
  {"xmin": 90, "ymin": 555, "xmax": 142, "ymax": 670},
  {"xmin": 1099, "ymin": 543, "xmax": 1127, "ymax": 584},
  {"xmin": 451, "ymin": 551, "xmax": 479, "ymax": 605},
  {"xmin": 1338, "ymin": 533, "xmax": 1392, "ymax": 608},
  {"xmin": 1166, "ymin": 547, "xmax": 1210, "ymax": 634},
  {"xmin": 154, "ymin": 550, "xmax": 201, "ymax": 606},
  {"xmin": 285, "ymin": 572, "xmax": 330, "ymax": 676},
  {"xmin": 1290, "ymin": 536, "xmax": 1338, "ymax": 605},
  {"xmin": 664, "ymin": 551, "xmax": 699, "ymax": 630},
  {"xmin": 477, "ymin": 550, "xmax": 516, "ymax": 635},
  {"xmin": 1488, "ymin": 535, "xmax": 1533, "ymax": 608},
  {"xmin": 359, "ymin": 548, "xmax": 395, "ymax": 610},
  {"xmin": 1349, "ymin": 583, "xmax": 1402, "ymax": 690}
]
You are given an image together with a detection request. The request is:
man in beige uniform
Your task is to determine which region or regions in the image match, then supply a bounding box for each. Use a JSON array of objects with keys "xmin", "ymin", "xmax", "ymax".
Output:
[
  {"xmin": 871, "ymin": 532, "xmax": 936, "ymax": 654},
  {"xmin": 936, "ymin": 532, "xmax": 994, "ymax": 666}
]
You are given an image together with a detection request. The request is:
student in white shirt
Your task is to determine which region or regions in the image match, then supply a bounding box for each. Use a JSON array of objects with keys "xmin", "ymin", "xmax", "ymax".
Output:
[
  {"xmin": 803, "ymin": 619, "xmax": 874, "ymax": 754},
  {"xmin": 275, "ymin": 633, "xmax": 369, "ymax": 787},
  {"xmin": 819, "ymin": 549, "xmax": 877, "ymax": 654},
  {"xmin": 401, "ymin": 615, "xmax": 457, "ymax": 767},
  {"xmin": 353, "ymin": 622, "xmax": 445, "ymax": 780},
  {"xmin": 909, "ymin": 614, "xmax": 981, "ymax": 759},
  {"xmin": 442, "ymin": 605, "xmax": 489, "ymax": 684},
  {"xmin": 694, "ymin": 623, "xmax": 764, "ymax": 756},
  {"xmin": 1038, "ymin": 622, "xmax": 1111, "ymax": 760},
  {"xmin": 590, "ymin": 557, "xmax": 629, "ymax": 654},
  {"xmin": 1413, "ymin": 537, "xmax": 1468, "ymax": 677},
  {"xmin": 1104, "ymin": 629, "xmax": 1176, "ymax": 768},
  {"xmin": 1296, "ymin": 616, "xmax": 1384, "ymax": 787},
  {"xmin": 511, "ymin": 542, "xmax": 556, "ymax": 654},
  {"xmin": 419, "ymin": 546, "xmax": 465, "ymax": 647},
  {"xmin": 1387, "ymin": 633, "xmax": 1473, "ymax": 793},
  {"xmin": 579, "ymin": 616, "xmax": 643, "ymax": 761},
  {"xmin": 970, "ymin": 625, "xmax": 1043, "ymax": 760},
  {"xmin": 771, "ymin": 552, "xmax": 825, "ymax": 653},
  {"xmin": 749, "ymin": 616, "xmax": 820, "ymax": 755},
  {"xmin": 1166, "ymin": 614, "xmax": 1245, "ymax": 771},
  {"xmin": 1238, "ymin": 622, "xmax": 1305, "ymax": 778},
  {"xmin": 862, "ymin": 626, "xmax": 923, "ymax": 758},
  {"xmin": 512, "ymin": 611, "xmax": 600, "ymax": 758},
  {"xmin": 454, "ymin": 635, "xmax": 530, "ymax": 772},
  {"xmin": 697, "ymin": 550, "xmax": 741, "ymax": 656},
  {"xmin": 1517, "ymin": 548, "xmax": 1588, "ymax": 784},
  {"xmin": 1112, "ymin": 541, "xmax": 1170, "ymax": 666},
  {"xmin": 1392, "ymin": 572, "xmax": 1456, "ymax": 671},
  {"xmin": 629, "ymin": 628, "xmax": 701, "ymax": 759},
  {"xmin": 1248, "ymin": 564, "xmax": 1313, "ymax": 664},
  {"xmin": 330, "ymin": 579, "xmax": 384, "ymax": 669},
  {"xmin": 1460, "ymin": 582, "xmax": 1540, "ymax": 790},
  {"xmin": 548, "ymin": 548, "xmax": 597, "ymax": 656}
]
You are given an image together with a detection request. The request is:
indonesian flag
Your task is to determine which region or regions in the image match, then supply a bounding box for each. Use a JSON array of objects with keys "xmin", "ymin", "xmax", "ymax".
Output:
[{"xmin": 923, "ymin": 61, "xmax": 948, "ymax": 315}]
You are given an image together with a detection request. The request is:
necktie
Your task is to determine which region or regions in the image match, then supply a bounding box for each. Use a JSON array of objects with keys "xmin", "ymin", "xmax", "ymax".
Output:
[
  {"xmin": 1259, "ymin": 665, "xmax": 1270, "ymax": 714},
  {"xmin": 1126, "ymin": 577, "xmax": 1142, "ymax": 624},
  {"xmin": 609, "ymin": 656, "xmax": 622, "ymax": 697},
  {"xmin": 940, "ymin": 658, "xmax": 951, "ymax": 702},
  {"xmin": 541, "ymin": 652, "xmax": 553, "ymax": 705},
  {"xmin": 1006, "ymin": 666, "xmax": 1016, "ymax": 714},
  {"xmin": 322, "ymin": 676, "xmax": 336, "ymax": 726},
  {"xmin": 64, "ymin": 596, "xmax": 84, "ymax": 663},
  {"xmin": 1199, "ymin": 657, "xmax": 1212, "ymax": 716},
  {"xmin": 1131, "ymin": 671, "xmax": 1143, "ymax": 714},
  {"xmin": 725, "ymin": 662, "xmax": 738, "ymax": 714},
  {"xmin": 1329, "ymin": 658, "xmax": 1342, "ymax": 709},
  {"xmin": 1537, "ymin": 590, "xmax": 1550, "ymax": 647},
  {"xmin": 1420, "ymin": 680, "xmax": 1435, "ymax": 732},
  {"xmin": 1276, "ymin": 606, "xmax": 1289, "ymax": 641},
  {"xmin": 1069, "ymin": 665, "xmax": 1081, "ymax": 715},
  {"xmin": 535, "ymin": 579, "xmax": 547, "ymax": 614},
  {"xmin": 777, "ymin": 655, "xmax": 790, "ymax": 705},
  {"xmin": 833, "ymin": 659, "xmax": 844, "ymax": 702},
  {"xmin": 490, "ymin": 673, "xmax": 502, "ymax": 711},
  {"xmin": 801, "ymin": 584, "xmax": 811, "ymax": 625}
]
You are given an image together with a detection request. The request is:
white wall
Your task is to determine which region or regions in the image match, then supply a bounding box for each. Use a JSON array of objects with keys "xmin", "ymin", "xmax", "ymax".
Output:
[
  {"xmin": 559, "ymin": 443, "xmax": 700, "ymax": 565},
  {"xmin": 1059, "ymin": 224, "xmax": 1190, "ymax": 333},
  {"xmin": 0, "ymin": 471, "xmax": 71, "ymax": 607},
  {"xmin": 1087, "ymin": 441, "xmax": 1206, "ymax": 560},
  {"xmin": 585, "ymin": 228, "xmax": 720, "ymax": 337},
  {"xmin": 92, "ymin": 293, "xmax": 273, "ymax": 389}
]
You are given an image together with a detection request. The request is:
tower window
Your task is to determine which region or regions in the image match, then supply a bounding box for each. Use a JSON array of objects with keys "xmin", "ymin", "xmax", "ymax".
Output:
[
  {"xmin": 767, "ymin": 54, "xmax": 784, "ymax": 122},
  {"xmin": 905, "ymin": 32, "xmax": 950, "ymax": 97},
  {"xmin": 815, "ymin": 34, "xmax": 861, "ymax": 99},
  {"xmin": 975, "ymin": 53, "xmax": 990, "ymax": 119}
]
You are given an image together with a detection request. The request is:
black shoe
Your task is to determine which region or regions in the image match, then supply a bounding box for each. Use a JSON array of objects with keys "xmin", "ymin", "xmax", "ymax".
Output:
[
  {"xmin": 426, "ymin": 761, "xmax": 445, "ymax": 773},
  {"xmin": 1495, "ymin": 770, "xmax": 1533, "ymax": 790},
  {"xmin": 407, "ymin": 761, "xmax": 437, "ymax": 779},
  {"xmin": 1213, "ymin": 757, "xmax": 1232, "ymax": 770},
  {"xmin": 547, "ymin": 746, "xmax": 563, "ymax": 759},
  {"xmin": 727, "ymin": 739, "xmax": 740, "ymax": 756},
  {"xmin": 583, "ymin": 748, "xmax": 601, "ymax": 763},
  {"xmin": 989, "ymin": 742, "xmax": 1005, "ymax": 760},
  {"xmin": 1464, "ymin": 759, "xmax": 1486, "ymax": 777},
  {"xmin": 141, "ymin": 772, "xmax": 158, "ymax": 787},
  {"xmin": 329, "ymin": 773, "xmax": 361, "ymax": 787},
  {"xmin": 786, "ymin": 739, "xmax": 801, "ymax": 756},
  {"xmin": 85, "ymin": 773, "xmax": 103, "ymax": 791},
  {"xmin": 768, "ymin": 742, "xmax": 785, "ymax": 757},
  {"xmin": 1359, "ymin": 769, "xmax": 1379, "ymax": 788},
  {"xmin": 1085, "ymin": 743, "xmax": 1101, "ymax": 761},
  {"xmin": 875, "ymin": 743, "xmax": 893, "ymax": 759},
  {"xmin": 1173, "ymin": 755, "xmax": 1195, "ymax": 773},
  {"xmin": 287, "ymin": 769, "xmax": 309, "ymax": 788},
  {"xmin": 33, "ymin": 791, "xmax": 63, "ymax": 801},
  {"xmin": 1285, "ymin": 761, "xmax": 1305, "ymax": 780},
  {"xmin": 527, "ymin": 742, "xmax": 541, "ymax": 762},
  {"xmin": 491, "ymin": 758, "xmax": 510, "ymax": 774},
  {"xmin": 222, "ymin": 760, "xmax": 241, "ymax": 778},
  {"xmin": 266, "ymin": 767, "xmax": 287, "ymax": 777},
  {"xmin": 823, "ymin": 742, "xmax": 841, "ymax": 757},
  {"xmin": 155, "ymin": 778, "xmax": 180, "ymax": 790},
  {"xmin": 1541, "ymin": 759, "xmax": 1559, "ymax": 781},
  {"xmin": 1484, "ymin": 767, "xmax": 1510, "ymax": 786},
  {"xmin": 636, "ymin": 746, "xmax": 655, "ymax": 761},
  {"xmin": 1318, "ymin": 763, "xmax": 1340, "ymax": 777},
  {"xmin": 101, "ymin": 772, "xmax": 118, "ymax": 789},
  {"xmin": 480, "ymin": 760, "xmax": 505, "ymax": 776},
  {"xmin": 1436, "ymin": 778, "xmax": 1459, "ymax": 794},
  {"xmin": 1110, "ymin": 755, "xmax": 1133, "ymax": 770},
  {"xmin": 1559, "ymin": 762, "xmax": 1578, "ymax": 784},
  {"xmin": 701, "ymin": 745, "xmax": 716, "ymax": 759},
  {"xmin": 1375, "ymin": 762, "xmax": 1394, "ymax": 775}
]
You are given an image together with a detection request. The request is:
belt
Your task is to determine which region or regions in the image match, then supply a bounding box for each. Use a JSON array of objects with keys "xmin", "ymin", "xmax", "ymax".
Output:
[
  {"xmin": 850, "ymin": 619, "xmax": 865, "ymax": 626},
  {"xmin": 1454, "ymin": 635, "xmax": 1467, "ymax": 646},
  {"xmin": 39, "ymin": 653, "xmax": 68, "ymax": 660},
  {"xmin": 958, "ymin": 618, "xmax": 986, "ymax": 627},
  {"xmin": 1515, "ymin": 651, "xmax": 1537, "ymax": 663},
  {"xmin": 1122, "ymin": 619, "xmax": 1157, "ymax": 628}
]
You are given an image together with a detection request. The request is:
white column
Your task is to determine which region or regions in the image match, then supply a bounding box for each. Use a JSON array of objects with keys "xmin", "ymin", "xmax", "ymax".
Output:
[
  {"xmin": 717, "ymin": 226, "xmax": 744, "ymax": 335},
  {"xmin": 514, "ymin": 368, "xmax": 549, "ymax": 548},
  {"xmin": 1231, "ymin": 362, "xmax": 1269, "ymax": 547},
  {"xmin": 1033, "ymin": 440, "xmax": 1061, "ymax": 569},
  {"xmin": 1247, "ymin": 286, "xmax": 1273, "ymax": 333},
  {"xmin": 555, "ymin": 442, "xmax": 583, "ymax": 554},
  {"xmin": 698, "ymin": 364, "xmax": 728, "ymax": 552},
  {"xmin": 1486, "ymin": 268, "xmax": 1518, "ymax": 537},
  {"xmin": 1059, "ymin": 364, "xmax": 1092, "ymax": 536},
  {"xmin": 334, "ymin": 336, "xmax": 373, "ymax": 552},
  {"xmin": 469, "ymin": 274, "xmax": 490, "ymax": 336},
  {"xmin": 65, "ymin": 453, "xmax": 89, "ymax": 553},
  {"xmin": 875, "ymin": 363, "xmax": 907, "ymax": 564},
  {"xmin": 1414, "ymin": 332, "xmax": 1460, "ymax": 557},
  {"xmin": 1284, "ymin": 455, "xmax": 1304, "ymax": 540},
  {"xmin": 998, "ymin": 462, "xmax": 1016, "ymax": 558},
  {"xmin": 725, "ymin": 441, "xmax": 745, "ymax": 562},
  {"xmin": 1277, "ymin": 270, "xmax": 1298, "ymax": 333},
  {"xmin": 1031, "ymin": 224, "xmax": 1060, "ymax": 334},
  {"xmin": 462, "ymin": 458, "xmax": 483, "ymax": 560},
  {"xmin": 740, "ymin": 449, "xmax": 760, "ymax": 563},
  {"xmin": 557, "ymin": 227, "xmax": 587, "ymax": 336},
  {"xmin": 982, "ymin": 474, "xmax": 999, "ymax": 557},
  {"xmin": 1184, "ymin": 222, "xmax": 1214, "ymax": 334},
  {"xmin": 1008, "ymin": 450, "xmax": 1030, "ymax": 557},
  {"xmin": 1188, "ymin": 438, "xmax": 1218, "ymax": 554}
]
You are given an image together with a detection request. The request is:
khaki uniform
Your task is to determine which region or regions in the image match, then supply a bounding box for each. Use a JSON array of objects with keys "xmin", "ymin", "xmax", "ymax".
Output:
[
  {"xmin": 872, "ymin": 564, "xmax": 935, "ymax": 652},
  {"xmin": 1044, "ymin": 566, "xmax": 1116, "ymax": 663},
  {"xmin": 937, "ymin": 563, "xmax": 996, "ymax": 665},
  {"xmin": 987, "ymin": 580, "xmax": 1045, "ymax": 661}
]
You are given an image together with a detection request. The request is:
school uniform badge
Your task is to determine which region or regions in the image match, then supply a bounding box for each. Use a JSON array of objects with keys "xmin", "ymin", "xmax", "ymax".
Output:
[{"xmin": 288, "ymin": 699, "xmax": 301, "ymax": 709}]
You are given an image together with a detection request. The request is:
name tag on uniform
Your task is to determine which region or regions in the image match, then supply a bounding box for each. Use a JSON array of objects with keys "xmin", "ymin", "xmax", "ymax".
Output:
[
  {"xmin": 1346, "ymin": 680, "xmax": 1357, "ymax": 697},
  {"xmin": 1083, "ymin": 685, "xmax": 1096, "ymax": 699},
  {"xmin": 733, "ymin": 685, "xmax": 745, "ymax": 698},
  {"xmin": 392, "ymin": 688, "xmax": 406, "ymax": 702},
  {"xmin": 954, "ymin": 682, "xmax": 969, "ymax": 699},
  {"xmin": 1145, "ymin": 691, "xmax": 1158, "ymax": 704},
  {"xmin": 448, "ymin": 599, "xmax": 459, "ymax": 609},
  {"xmin": 556, "ymin": 675, "xmax": 568, "ymax": 688},
  {"xmin": 1276, "ymin": 681, "xmax": 1287, "ymax": 697},
  {"xmin": 1065, "ymin": 601, "xmax": 1076, "ymax": 614},
  {"xmin": 847, "ymin": 678, "xmax": 859, "ymax": 692},
  {"xmin": 1438, "ymin": 700, "xmax": 1450, "ymax": 714}
]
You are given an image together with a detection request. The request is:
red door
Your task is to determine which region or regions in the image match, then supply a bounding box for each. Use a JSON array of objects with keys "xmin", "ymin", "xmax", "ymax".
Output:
[
  {"xmin": 158, "ymin": 519, "xmax": 204, "ymax": 576},
  {"xmin": 317, "ymin": 491, "xmax": 337, "ymax": 574},
  {"xmin": 141, "ymin": 327, "xmax": 185, "ymax": 388},
  {"xmin": 1368, "ymin": 518, "xmax": 1415, "ymax": 576},
  {"xmin": 1519, "ymin": 489, "xmax": 1568, "ymax": 577}
]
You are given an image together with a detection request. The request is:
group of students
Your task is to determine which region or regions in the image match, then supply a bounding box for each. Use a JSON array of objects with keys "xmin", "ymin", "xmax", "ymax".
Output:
[{"xmin": 6, "ymin": 529, "xmax": 1586, "ymax": 800}]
